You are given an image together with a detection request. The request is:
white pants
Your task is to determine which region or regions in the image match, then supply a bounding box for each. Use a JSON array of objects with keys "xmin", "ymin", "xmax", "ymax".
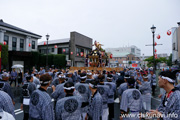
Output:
[
  {"xmin": 102, "ymin": 108, "xmax": 109, "ymax": 120},
  {"xmin": 82, "ymin": 113, "xmax": 86, "ymax": 120},
  {"xmin": 142, "ymin": 93, "xmax": 151, "ymax": 111}
]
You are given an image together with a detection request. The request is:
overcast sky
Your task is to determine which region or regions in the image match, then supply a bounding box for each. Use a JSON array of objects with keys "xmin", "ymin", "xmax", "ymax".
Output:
[{"xmin": 1, "ymin": 0, "xmax": 180, "ymax": 56}]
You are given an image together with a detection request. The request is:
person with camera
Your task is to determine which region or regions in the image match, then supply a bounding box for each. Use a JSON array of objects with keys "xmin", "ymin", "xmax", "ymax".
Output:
[{"xmin": 20, "ymin": 74, "xmax": 36, "ymax": 120}]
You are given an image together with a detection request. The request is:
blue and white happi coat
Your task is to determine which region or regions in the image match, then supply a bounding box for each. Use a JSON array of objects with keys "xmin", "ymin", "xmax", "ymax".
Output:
[
  {"xmin": 29, "ymin": 88, "xmax": 54, "ymax": 120},
  {"xmin": 56, "ymin": 95, "xmax": 82, "ymax": 120}
]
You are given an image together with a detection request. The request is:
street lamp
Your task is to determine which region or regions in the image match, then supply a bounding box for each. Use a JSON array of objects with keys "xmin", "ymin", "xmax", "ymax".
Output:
[
  {"xmin": 150, "ymin": 25, "xmax": 156, "ymax": 71},
  {"xmin": 46, "ymin": 34, "xmax": 50, "ymax": 70}
]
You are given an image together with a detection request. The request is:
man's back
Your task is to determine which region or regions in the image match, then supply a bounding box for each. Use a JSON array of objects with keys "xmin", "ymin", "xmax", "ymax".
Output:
[
  {"xmin": 29, "ymin": 88, "xmax": 54, "ymax": 120},
  {"xmin": 0, "ymin": 91, "xmax": 15, "ymax": 117},
  {"xmin": 56, "ymin": 95, "xmax": 82, "ymax": 120}
]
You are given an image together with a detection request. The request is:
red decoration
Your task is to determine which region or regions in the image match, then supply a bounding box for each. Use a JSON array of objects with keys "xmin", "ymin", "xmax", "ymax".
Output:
[
  {"xmin": 63, "ymin": 49, "xmax": 65, "ymax": 52},
  {"xmin": 155, "ymin": 49, "xmax": 157, "ymax": 53},
  {"xmin": 102, "ymin": 52, "xmax": 104, "ymax": 56},
  {"xmin": 132, "ymin": 63, "xmax": 138, "ymax": 67},
  {"xmin": 89, "ymin": 62, "xmax": 92, "ymax": 65},
  {"xmin": 29, "ymin": 43, "xmax": 31, "ymax": 47},
  {"xmin": 54, "ymin": 45, "xmax": 57, "ymax": 48},
  {"xmin": 80, "ymin": 52, "xmax": 84, "ymax": 57},
  {"xmin": 155, "ymin": 42, "xmax": 157, "ymax": 46},
  {"xmin": 3, "ymin": 41, "xmax": 6, "ymax": 45},
  {"xmin": 110, "ymin": 54, "xmax": 113, "ymax": 59},
  {"xmin": 157, "ymin": 34, "xmax": 160, "ymax": 39},
  {"xmin": 44, "ymin": 42, "xmax": 46, "ymax": 45},
  {"xmin": 167, "ymin": 30, "xmax": 171, "ymax": 36},
  {"xmin": 77, "ymin": 53, "xmax": 79, "ymax": 56},
  {"xmin": 154, "ymin": 54, "xmax": 157, "ymax": 59},
  {"xmin": 71, "ymin": 52, "xmax": 73, "ymax": 55}
]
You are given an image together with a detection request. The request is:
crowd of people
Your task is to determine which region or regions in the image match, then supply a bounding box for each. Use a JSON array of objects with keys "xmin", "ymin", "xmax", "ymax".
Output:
[{"xmin": 0, "ymin": 67, "xmax": 180, "ymax": 120}]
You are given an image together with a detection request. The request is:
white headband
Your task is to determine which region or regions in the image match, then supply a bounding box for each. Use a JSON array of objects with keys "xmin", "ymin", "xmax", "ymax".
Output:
[
  {"xmin": 143, "ymin": 76, "xmax": 148, "ymax": 79},
  {"xmin": 87, "ymin": 73, "xmax": 92, "ymax": 75},
  {"xmin": 124, "ymin": 77, "xmax": 130, "ymax": 79},
  {"xmin": 161, "ymin": 76, "xmax": 174, "ymax": 83},
  {"xmin": 107, "ymin": 77, "xmax": 113, "ymax": 79},
  {"xmin": 80, "ymin": 76, "xmax": 87, "ymax": 79},
  {"xmin": 63, "ymin": 86, "xmax": 75, "ymax": 90},
  {"xmin": 59, "ymin": 75, "xmax": 66, "ymax": 78},
  {"xmin": 40, "ymin": 81, "xmax": 50, "ymax": 84}
]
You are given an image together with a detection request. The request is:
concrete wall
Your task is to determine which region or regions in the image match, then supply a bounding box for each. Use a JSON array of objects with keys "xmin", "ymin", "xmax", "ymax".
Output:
[
  {"xmin": 70, "ymin": 32, "xmax": 92, "ymax": 67},
  {"xmin": 178, "ymin": 27, "xmax": 180, "ymax": 61}
]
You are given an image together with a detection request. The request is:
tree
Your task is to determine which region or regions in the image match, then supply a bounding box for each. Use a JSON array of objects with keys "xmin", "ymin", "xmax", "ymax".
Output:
[
  {"xmin": 53, "ymin": 54, "xmax": 66, "ymax": 68},
  {"xmin": 144, "ymin": 56, "xmax": 167, "ymax": 67},
  {"xmin": 0, "ymin": 43, "xmax": 8, "ymax": 68},
  {"xmin": 167, "ymin": 54, "xmax": 172, "ymax": 66}
]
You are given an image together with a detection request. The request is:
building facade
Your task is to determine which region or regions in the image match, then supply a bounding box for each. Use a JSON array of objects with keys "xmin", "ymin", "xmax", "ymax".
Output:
[
  {"xmin": 172, "ymin": 22, "xmax": 180, "ymax": 65},
  {"xmin": 0, "ymin": 19, "xmax": 41, "ymax": 70},
  {"xmin": 109, "ymin": 52, "xmax": 141, "ymax": 68},
  {"xmin": 105, "ymin": 45, "xmax": 141, "ymax": 57},
  {"xmin": 38, "ymin": 32, "xmax": 92, "ymax": 67}
]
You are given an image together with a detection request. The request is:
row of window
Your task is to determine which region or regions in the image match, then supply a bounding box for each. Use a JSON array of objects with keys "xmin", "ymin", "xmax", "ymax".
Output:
[
  {"xmin": 113, "ymin": 57, "xmax": 136, "ymax": 60},
  {"xmin": 39, "ymin": 47, "xmax": 91, "ymax": 56},
  {"xmin": 76, "ymin": 47, "xmax": 90, "ymax": 56},
  {"xmin": 4, "ymin": 35, "xmax": 35, "ymax": 51}
]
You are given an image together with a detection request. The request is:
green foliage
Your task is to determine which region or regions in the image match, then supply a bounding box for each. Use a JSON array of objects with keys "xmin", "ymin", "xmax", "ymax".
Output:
[
  {"xmin": 32, "ymin": 52, "xmax": 66, "ymax": 69},
  {"xmin": 31, "ymin": 51, "xmax": 39, "ymax": 66},
  {"xmin": 53, "ymin": 54, "xmax": 66, "ymax": 68},
  {"xmin": 128, "ymin": 61, "xmax": 132, "ymax": 64},
  {"xmin": 48, "ymin": 54, "xmax": 54, "ymax": 66},
  {"xmin": 167, "ymin": 54, "xmax": 172, "ymax": 66},
  {"xmin": 39, "ymin": 54, "xmax": 46, "ymax": 67},
  {"xmin": 0, "ymin": 44, "xmax": 8, "ymax": 67},
  {"xmin": 144, "ymin": 56, "xmax": 167, "ymax": 67}
]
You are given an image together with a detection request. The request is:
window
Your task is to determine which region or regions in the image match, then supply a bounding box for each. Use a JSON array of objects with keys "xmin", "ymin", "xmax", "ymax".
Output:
[
  {"xmin": 52, "ymin": 48, "xmax": 54, "ymax": 52},
  {"xmin": 20, "ymin": 39, "xmax": 24, "ymax": 51},
  {"xmin": 76, "ymin": 47, "xmax": 84, "ymax": 56},
  {"xmin": 32, "ymin": 41, "xmax": 35, "ymax": 49},
  {"xmin": 131, "ymin": 48, "xmax": 135, "ymax": 53},
  {"xmin": 4, "ymin": 35, "xmax": 9, "ymax": 45},
  {"xmin": 12, "ymin": 37, "xmax": 17, "ymax": 51},
  {"xmin": 173, "ymin": 43, "xmax": 175, "ymax": 50}
]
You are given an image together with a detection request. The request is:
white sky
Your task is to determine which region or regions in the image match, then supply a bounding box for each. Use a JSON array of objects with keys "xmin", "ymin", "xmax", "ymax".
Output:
[{"xmin": 1, "ymin": 0, "xmax": 180, "ymax": 56}]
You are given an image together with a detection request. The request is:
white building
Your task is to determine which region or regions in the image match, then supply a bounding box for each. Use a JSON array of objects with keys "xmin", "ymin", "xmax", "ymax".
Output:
[
  {"xmin": 172, "ymin": 22, "xmax": 180, "ymax": 65},
  {"xmin": 0, "ymin": 19, "xmax": 41, "ymax": 70},
  {"xmin": 105, "ymin": 45, "xmax": 141, "ymax": 57}
]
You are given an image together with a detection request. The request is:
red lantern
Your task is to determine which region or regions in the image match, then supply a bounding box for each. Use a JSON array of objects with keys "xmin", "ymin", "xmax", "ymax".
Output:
[
  {"xmin": 89, "ymin": 62, "xmax": 92, "ymax": 65},
  {"xmin": 80, "ymin": 52, "xmax": 84, "ymax": 57},
  {"xmin": 77, "ymin": 53, "xmax": 79, "ymax": 56},
  {"xmin": 110, "ymin": 54, "xmax": 113, "ymax": 59},
  {"xmin": 71, "ymin": 52, "xmax": 73, "ymax": 55},
  {"xmin": 54, "ymin": 45, "xmax": 57, "ymax": 48},
  {"xmin": 3, "ymin": 41, "xmax": 6, "ymax": 45},
  {"xmin": 155, "ymin": 54, "xmax": 158, "ymax": 59},
  {"xmin": 63, "ymin": 49, "xmax": 65, "ymax": 52},
  {"xmin": 29, "ymin": 43, "xmax": 31, "ymax": 47},
  {"xmin": 155, "ymin": 42, "xmax": 157, "ymax": 46},
  {"xmin": 157, "ymin": 34, "xmax": 160, "ymax": 39},
  {"xmin": 155, "ymin": 49, "xmax": 157, "ymax": 53},
  {"xmin": 44, "ymin": 42, "xmax": 46, "ymax": 45},
  {"xmin": 154, "ymin": 54, "xmax": 157, "ymax": 58},
  {"xmin": 102, "ymin": 52, "xmax": 104, "ymax": 56},
  {"xmin": 167, "ymin": 30, "xmax": 171, "ymax": 36}
]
